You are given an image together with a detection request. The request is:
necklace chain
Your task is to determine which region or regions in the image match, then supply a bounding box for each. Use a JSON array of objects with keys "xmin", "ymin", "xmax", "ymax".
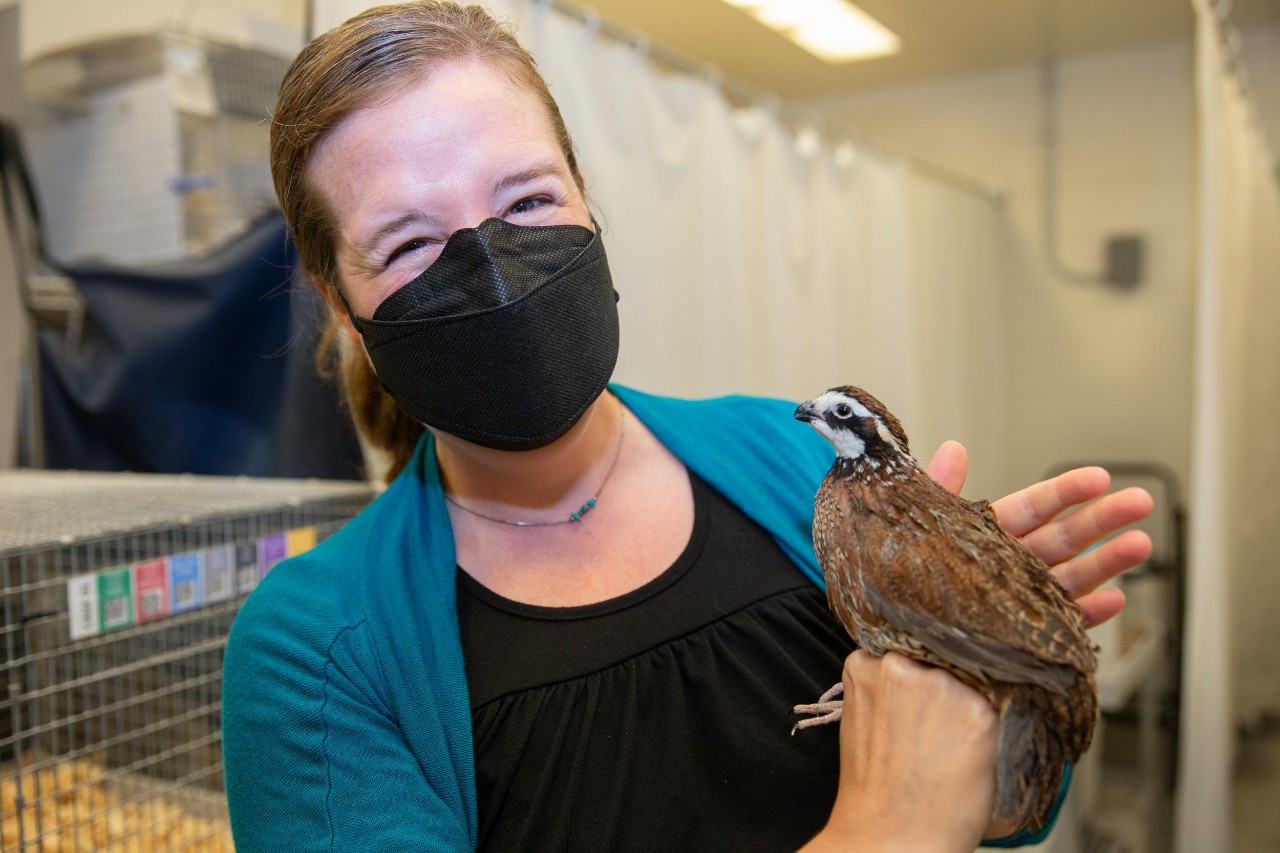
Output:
[{"xmin": 443, "ymin": 411, "xmax": 626, "ymax": 527}]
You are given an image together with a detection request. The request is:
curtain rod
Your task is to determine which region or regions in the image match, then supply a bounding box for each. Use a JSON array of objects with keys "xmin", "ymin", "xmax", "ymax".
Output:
[{"xmin": 533, "ymin": 0, "xmax": 1007, "ymax": 205}]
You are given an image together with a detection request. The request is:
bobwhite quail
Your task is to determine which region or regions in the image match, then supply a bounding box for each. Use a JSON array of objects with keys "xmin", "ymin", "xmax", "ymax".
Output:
[{"xmin": 792, "ymin": 385, "xmax": 1098, "ymax": 832}]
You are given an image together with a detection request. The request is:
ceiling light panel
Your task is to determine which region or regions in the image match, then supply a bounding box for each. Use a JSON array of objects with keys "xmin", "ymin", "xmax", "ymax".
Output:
[{"xmin": 720, "ymin": 0, "xmax": 901, "ymax": 64}]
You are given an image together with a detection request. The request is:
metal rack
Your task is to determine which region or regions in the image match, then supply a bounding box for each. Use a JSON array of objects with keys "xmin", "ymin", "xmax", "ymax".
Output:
[
  {"xmin": 1, "ymin": 470, "xmax": 373, "ymax": 851},
  {"xmin": 1048, "ymin": 461, "xmax": 1185, "ymax": 853}
]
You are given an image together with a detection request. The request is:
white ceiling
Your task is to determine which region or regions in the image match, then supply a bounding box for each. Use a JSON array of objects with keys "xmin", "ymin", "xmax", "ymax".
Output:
[{"xmin": 582, "ymin": 0, "xmax": 1280, "ymax": 98}]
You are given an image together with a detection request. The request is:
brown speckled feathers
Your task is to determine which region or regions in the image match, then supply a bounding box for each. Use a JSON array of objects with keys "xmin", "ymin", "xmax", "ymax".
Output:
[{"xmin": 795, "ymin": 386, "xmax": 1098, "ymax": 832}]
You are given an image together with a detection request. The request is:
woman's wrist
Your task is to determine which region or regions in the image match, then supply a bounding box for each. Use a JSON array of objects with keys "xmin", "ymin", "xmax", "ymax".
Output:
[{"xmin": 799, "ymin": 817, "xmax": 966, "ymax": 853}]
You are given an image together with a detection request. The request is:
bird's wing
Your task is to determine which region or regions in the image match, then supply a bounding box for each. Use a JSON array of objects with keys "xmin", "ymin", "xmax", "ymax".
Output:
[{"xmin": 842, "ymin": 479, "xmax": 1096, "ymax": 692}]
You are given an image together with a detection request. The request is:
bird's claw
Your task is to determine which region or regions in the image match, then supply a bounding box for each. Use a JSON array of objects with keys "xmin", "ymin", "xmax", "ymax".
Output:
[{"xmin": 791, "ymin": 682, "xmax": 844, "ymax": 734}]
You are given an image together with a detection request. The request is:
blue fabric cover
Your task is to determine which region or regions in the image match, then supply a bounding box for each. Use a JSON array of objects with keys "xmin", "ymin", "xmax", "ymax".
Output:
[
  {"xmin": 222, "ymin": 385, "xmax": 1063, "ymax": 849},
  {"xmin": 37, "ymin": 210, "xmax": 363, "ymax": 478}
]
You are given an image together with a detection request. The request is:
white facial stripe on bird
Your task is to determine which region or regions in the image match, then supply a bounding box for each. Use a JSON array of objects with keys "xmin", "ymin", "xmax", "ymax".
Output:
[
  {"xmin": 815, "ymin": 389, "xmax": 905, "ymax": 458},
  {"xmin": 875, "ymin": 421, "xmax": 905, "ymax": 455},
  {"xmin": 826, "ymin": 422, "xmax": 867, "ymax": 458},
  {"xmin": 806, "ymin": 390, "xmax": 866, "ymax": 459},
  {"xmin": 847, "ymin": 399, "xmax": 876, "ymax": 420}
]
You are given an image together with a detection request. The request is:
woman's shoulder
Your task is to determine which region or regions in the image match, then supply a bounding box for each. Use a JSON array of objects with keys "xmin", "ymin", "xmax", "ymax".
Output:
[
  {"xmin": 612, "ymin": 384, "xmax": 796, "ymax": 413},
  {"xmin": 612, "ymin": 385, "xmax": 830, "ymax": 463},
  {"xmin": 225, "ymin": 544, "xmax": 370, "ymax": 678},
  {"xmin": 227, "ymin": 472, "xmax": 450, "ymax": 661}
]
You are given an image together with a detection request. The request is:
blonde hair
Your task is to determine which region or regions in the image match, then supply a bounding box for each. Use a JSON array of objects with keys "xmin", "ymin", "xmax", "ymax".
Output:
[{"xmin": 271, "ymin": 1, "xmax": 583, "ymax": 481}]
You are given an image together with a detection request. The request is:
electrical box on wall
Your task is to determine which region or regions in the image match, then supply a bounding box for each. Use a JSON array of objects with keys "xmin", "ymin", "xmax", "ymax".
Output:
[{"xmin": 1104, "ymin": 234, "xmax": 1144, "ymax": 289}]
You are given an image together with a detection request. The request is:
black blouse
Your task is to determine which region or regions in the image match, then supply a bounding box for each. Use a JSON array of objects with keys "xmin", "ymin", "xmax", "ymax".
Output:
[{"xmin": 457, "ymin": 472, "xmax": 856, "ymax": 852}]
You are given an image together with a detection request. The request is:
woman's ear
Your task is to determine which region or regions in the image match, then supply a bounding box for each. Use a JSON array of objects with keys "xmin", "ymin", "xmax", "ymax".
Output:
[{"xmin": 317, "ymin": 280, "xmax": 362, "ymax": 346}]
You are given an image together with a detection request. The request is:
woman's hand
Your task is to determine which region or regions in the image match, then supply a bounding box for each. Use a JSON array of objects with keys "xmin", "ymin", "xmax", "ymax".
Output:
[
  {"xmin": 926, "ymin": 441, "xmax": 1154, "ymax": 628},
  {"xmin": 802, "ymin": 651, "xmax": 998, "ymax": 853}
]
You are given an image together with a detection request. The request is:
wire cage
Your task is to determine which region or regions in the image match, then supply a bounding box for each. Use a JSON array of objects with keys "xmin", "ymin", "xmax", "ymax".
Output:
[
  {"xmin": 0, "ymin": 470, "xmax": 374, "ymax": 851},
  {"xmin": 22, "ymin": 31, "xmax": 291, "ymax": 266}
]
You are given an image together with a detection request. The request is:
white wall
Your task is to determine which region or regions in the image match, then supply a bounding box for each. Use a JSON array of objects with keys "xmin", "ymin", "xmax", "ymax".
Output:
[
  {"xmin": 810, "ymin": 40, "xmax": 1198, "ymax": 499},
  {"xmin": 20, "ymin": 0, "xmax": 305, "ymax": 61}
]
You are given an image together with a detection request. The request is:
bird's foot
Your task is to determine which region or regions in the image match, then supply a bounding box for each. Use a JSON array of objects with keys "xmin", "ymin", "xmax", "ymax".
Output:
[{"xmin": 791, "ymin": 682, "xmax": 844, "ymax": 734}]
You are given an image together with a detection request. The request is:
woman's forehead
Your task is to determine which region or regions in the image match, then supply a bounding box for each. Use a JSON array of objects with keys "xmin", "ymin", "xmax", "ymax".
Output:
[
  {"xmin": 317, "ymin": 66, "xmax": 544, "ymax": 177},
  {"xmin": 305, "ymin": 56, "xmax": 580, "ymax": 270},
  {"xmin": 318, "ymin": 59, "xmax": 560, "ymax": 167}
]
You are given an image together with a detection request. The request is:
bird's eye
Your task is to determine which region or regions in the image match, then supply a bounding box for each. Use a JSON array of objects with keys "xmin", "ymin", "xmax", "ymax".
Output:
[{"xmin": 834, "ymin": 403, "xmax": 853, "ymax": 419}]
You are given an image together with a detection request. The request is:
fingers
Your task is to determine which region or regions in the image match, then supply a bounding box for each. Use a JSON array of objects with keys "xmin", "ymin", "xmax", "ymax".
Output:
[
  {"xmin": 1075, "ymin": 586, "xmax": 1127, "ymax": 629},
  {"xmin": 1047, "ymin": 519, "xmax": 1150, "ymax": 629},
  {"xmin": 992, "ymin": 467, "xmax": 1111, "ymax": 538},
  {"xmin": 936, "ymin": 462, "xmax": 1152, "ymax": 623},
  {"xmin": 1019, "ymin": 486, "xmax": 1154, "ymax": 567},
  {"xmin": 1050, "ymin": 527, "xmax": 1153, "ymax": 599},
  {"xmin": 926, "ymin": 440, "xmax": 968, "ymax": 494}
]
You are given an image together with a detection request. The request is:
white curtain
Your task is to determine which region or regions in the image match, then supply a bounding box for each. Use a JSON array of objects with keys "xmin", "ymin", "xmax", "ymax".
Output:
[
  {"xmin": 312, "ymin": 0, "xmax": 1012, "ymax": 495},
  {"xmin": 1178, "ymin": 2, "xmax": 1280, "ymax": 851},
  {"xmin": 515, "ymin": 4, "xmax": 1009, "ymax": 493}
]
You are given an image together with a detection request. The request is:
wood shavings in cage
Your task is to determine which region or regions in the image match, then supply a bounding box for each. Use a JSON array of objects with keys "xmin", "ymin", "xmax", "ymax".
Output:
[{"xmin": 1, "ymin": 754, "xmax": 234, "ymax": 852}]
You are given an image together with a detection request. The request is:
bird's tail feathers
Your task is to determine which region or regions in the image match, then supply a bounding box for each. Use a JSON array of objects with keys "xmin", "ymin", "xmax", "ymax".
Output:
[{"xmin": 994, "ymin": 693, "xmax": 1065, "ymax": 834}]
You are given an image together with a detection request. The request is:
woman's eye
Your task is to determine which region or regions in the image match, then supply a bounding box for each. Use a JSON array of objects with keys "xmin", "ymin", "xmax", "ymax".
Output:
[
  {"xmin": 387, "ymin": 238, "xmax": 428, "ymax": 264},
  {"xmin": 508, "ymin": 196, "xmax": 547, "ymax": 216}
]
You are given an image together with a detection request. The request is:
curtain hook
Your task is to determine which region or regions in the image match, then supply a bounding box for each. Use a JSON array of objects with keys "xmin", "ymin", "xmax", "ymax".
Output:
[
  {"xmin": 702, "ymin": 62, "xmax": 724, "ymax": 91},
  {"xmin": 628, "ymin": 28, "xmax": 651, "ymax": 61},
  {"xmin": 578, "ymin": 5, "xmax": 601, "ymax": 42},
  {"xmin": 803, "ymin": 108, "xmax": 827, "ymax": 135},
  {"xmin": 794, "ymin": 126, "xmax": 823, "ymax": 158},
  {"xmin": 834, "ymin": 139, "xmax": 858, "ymax": 170},
  {"xmin": 757, "ymin": 90, "xmax": 782, "ymax": 118},
  {"xmin": 1224, "ymin": 26, "xmax": 1243, "ymax": 61},
  {"xmin": 1222, "ymin": 25, "xmax": 1244, "ymax": 77}
]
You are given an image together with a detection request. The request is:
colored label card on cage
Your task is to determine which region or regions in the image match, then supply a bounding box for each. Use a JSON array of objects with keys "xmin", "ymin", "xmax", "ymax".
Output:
[
  {"xmin": 259, "ymin": 533, "xmax": 287, "ymax": 578},
  {"xmin": 67, "ymin": 573, "xmax": 100, "ymax": 640},
  {"xmin": 287, "ymin": 527, "xmax": 317, "ymax": 556},
  {"xmin": 98, "ymin": 567, "xmax": 135, "ymax": 631},
  {"xmin": 65, "ymin": 532, "xmax": 326, "ymax": 641},
  {"xmin": 133, "ymin": 559, "xmax": 171, "ymax": 622},
  {"xmin": 169, "ymin": 552, "xmax": 204, "ymax": 613},
  {"xmin": 236, "ymin": 541, "xmax": 260, "ymax": 594},
  {"xmin": 204, "ymin": 544, "xmax": 236, "ymax": 603}
]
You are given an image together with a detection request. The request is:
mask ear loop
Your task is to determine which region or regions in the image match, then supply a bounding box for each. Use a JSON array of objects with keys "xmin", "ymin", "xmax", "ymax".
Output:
[
  {"xmin": 586, "ymin": 217, "xmax": 620, "ymax": 304},
  {"xmin": 334, "ymin": 285, "xmax": 362, "ymax": 329}
]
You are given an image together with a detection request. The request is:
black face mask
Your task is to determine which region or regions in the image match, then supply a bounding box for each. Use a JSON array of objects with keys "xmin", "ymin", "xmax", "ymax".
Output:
[{"xmin": 348, "ymin": 218, "xmax": 620, "ymax": 451}]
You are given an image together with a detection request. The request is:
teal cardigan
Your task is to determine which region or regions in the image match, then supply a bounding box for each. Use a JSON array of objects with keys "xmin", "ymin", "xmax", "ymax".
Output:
[{"xmin": 222, "ymin": 386, "xmax": 1063, "ymax": 850}]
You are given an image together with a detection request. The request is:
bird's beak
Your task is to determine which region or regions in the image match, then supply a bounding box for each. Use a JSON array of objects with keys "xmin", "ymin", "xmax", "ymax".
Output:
[{"xmin": 794, "ymin": 401, "xmax": 819, "ymax": 423}]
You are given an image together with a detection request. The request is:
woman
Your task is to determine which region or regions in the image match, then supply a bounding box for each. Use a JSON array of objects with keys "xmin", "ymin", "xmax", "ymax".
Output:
[{"xmin": 222, "ymin": 3, "xmax": 1153, "ymax": 851}]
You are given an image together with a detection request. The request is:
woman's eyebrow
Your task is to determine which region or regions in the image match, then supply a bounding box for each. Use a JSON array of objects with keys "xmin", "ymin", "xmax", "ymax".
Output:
[
  {"xmin": 354, "ymin": 211, "xmax": 436, "ymax": 259},
  {"xmin": 493, "ymin": 162, "xmax": 569, "ymax": 194}
]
